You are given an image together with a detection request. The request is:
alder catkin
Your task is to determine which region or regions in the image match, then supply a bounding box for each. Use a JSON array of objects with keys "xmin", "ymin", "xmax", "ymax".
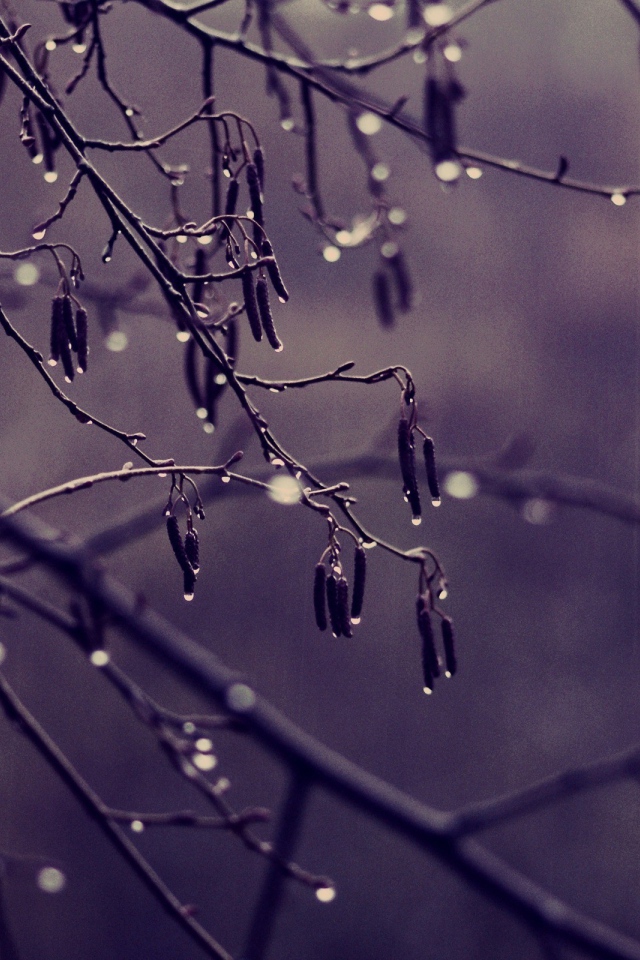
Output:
[
  {"xmin": 242, "ymin": 269, "xmax": 263, "ymax": 342},
  {"xmin": 224, "ymin": 177, "xmax": 239, "ymax": 219},
  {"xmin": 373, "ymin": 270, "xmax": 394, "ymax": 328},
  {"xmin": 261, "ymin": 240, "xmax": 289, "ymax": 302},
  {"xmin": 326, "ymin": 574, "xmax": 342, "ymax": 638},
  {"xmin": 184, "ymin": 528, "xmax": 200, "ymax": 574},
  {"xmin": 61, "ymin": 295, "xmax": 77, "ymax": 352},
  {"xmin": 441, "ymin": 617, "xmax": 457, "ymax": 677},
  {"xmin": 417, "ymin": 597, "xmax": 440, "ymax": 680},
  {"xmin": 253, "ymin": 146, "xmax": 265, "ymax": 190},
  {"xmin": 166, "ymin": 516, "xmax": 191, "ymax": 574},
  {"xmin": 313, "ymin": 563, "xmax": 328, "ymax": 632},
  {"xmin": 398, "ymin": 418, "xmax": 421, "ymax": 521},
  {"xmin": 75, "ymin": 307, "xmax": 88, "ymax": 373},
  {"xmin": 256, "ymin": 276, "xmax": 282, "ymax": 351},
  {"xmin": 423, "ymin": 436, "xmax": 440, "ymax": 505},
  {"xmin": 351, "ymin": 546, "xmax": 366, "ymax": 620},
  {"xmin": 387, "ymin": 249, "xmax": 413, "ymax": 313},
  {"xmin": 337, "ymin": 577, "xmax": 353, "ymax": 638},
  {"xmin": 246, "ymin": 162, "xmax": 264, "ymax": 244},
  {"xmin": 49, "ymin": 296, "xmax": 64, "ymax": 365}
]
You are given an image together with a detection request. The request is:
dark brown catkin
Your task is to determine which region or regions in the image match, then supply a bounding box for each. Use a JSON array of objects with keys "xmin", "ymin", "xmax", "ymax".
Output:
[
  {"xmin": 184, "ymin": 335, "xmax": 204, "ymax": 410},
  {"xmin": 246, "ymin": 162, "xmax": 264, "ymax": 244},
  {"xmin": 253, "ymin": 146, "xmax": 265, "ymax": 190},
  {"xmin": 75, "ymin": 307, "xmax": 88, "ymax": 373},
  {"xmin": 261, "ymin": 240, "xmax": 289, "ymax": 302},
  {"xmin": 49, "ymin": 296, "xmax": 64, "ymax": 365},
  {"xmin": 398, "ymin": 418, "xmax": 421, "ymax": 521},
  {"xmin": 424, "ymin": 76, "xmax": 456, "ymax": 165},
  {"xmin": 256, "ymin": 276, "xmax": 282, "ymax": 351},
  {"xmin": 61, "ymin": 295, "xmax": 77, "ymax": 352},
  {"xmin": 166, "ymin": 516, "xmax": 191, "ymax": 574},
  {"xmin": 441, "ymin": 617, "xmax": 457, "ymax": 677},
  {"xmin": 336, "ymin": 577, "xmax": 353, "ymax": 638},
  {"xmin": 184, "ymin": 529, "xmax": 200, "ymax": 574},
  {"xmin": 183, "ymin": 566, "xmax": 197, "ymax": 600},
  {"xmin": 423, "ymin": 436, "xmax": 441, "ymax": 505},
  {"xmin": 351, "ymin": 546, "xmax": 366, "ymax": 621},
  {"xmin": 192, "ymin": 248, "xmax": 207, "ymax": 306},
  {"xmin": 326, "ymin": 574, "xmax": 342, "ymax": 637},
  {"xmin": 225, "ymin": 316, "xmax": 238, "ymax": 366},
  {"xmin": 58, "ymin": 326, "xmax": 75, "ymax": 382},
  {"xmin": 417, "ymin": 597, "xmax": 440, "ymax": 680},
  {"xmin": 313, "ymin": 563, "xmax": 328, "ymax": 632},
  {"xmin": 387, "ymin": 249, "xmax": 413, "ymax": 313},
  {"xmin": 224, "ymin": 177, "xmax": 239, "ymax": 218},
  {"xmin": 242, "ymin": 269, "xmax": 263, "ymax": 342},
  {"xmin": 373, "ymin": 270, "xmax": 394, "ymax": 328}
]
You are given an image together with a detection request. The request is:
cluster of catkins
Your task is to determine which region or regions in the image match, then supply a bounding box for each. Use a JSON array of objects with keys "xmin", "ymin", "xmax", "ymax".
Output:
[
  {"xmin": 397, "ymin": 400, "xmax": 441, "ymax": 524},
  {"xmin": 48, "ymin": 290, "xmax": 88, "ymax": 382},
  {"xmin": 223, "ymin": 149, "xmax": 289, "ymax": 350},
  {"xmin": 313, "ymin": 543, "xmax": 367, "ymax": 638},
  {"xmin": 416, "ymin": 588, "xmax": 456, "ymax": 694},
  {"xmin": 164, "ymin": 491, "xmax": 204, "ymax": 601},
  {"xmin": 373, "ymin": 242, "xmax": 413, "ymax": 329}
]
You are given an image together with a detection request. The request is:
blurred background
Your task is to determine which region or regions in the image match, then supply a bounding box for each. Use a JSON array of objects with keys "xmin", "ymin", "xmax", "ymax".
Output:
[{"xmin": 0, "ymin": 1, "xmax": 639, "ymax": 957}]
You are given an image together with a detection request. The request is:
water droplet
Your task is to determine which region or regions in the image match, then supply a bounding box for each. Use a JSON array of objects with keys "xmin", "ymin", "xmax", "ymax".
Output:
[
  {"xmin": 15, "ymin": 263, "xmax": 39, "ymax": 286},
  {"xmin": 368, "ymin": 3, "xmax": 394, "ymax": 20},
  {"xmin": 45, "ymin": 39, "xmax": 57, "ymax": 51},
  {"xmin": 434, "ymin": 159, "xmax": 462, "ymax": 183},
  {"xmin": 105, "ymin": 330, "xmax": 128, "ymax": 352},
  {"xmin": 323, "ymin": 245, "xmax": 341, "ymax": 263},
  {"xmin": 37, "ymin": 867, "xmax": 65, "ymax": 893},
  {"xmin": 275, "ymin": 344, "xmax": 284, "ymax": 353},
  {"xmin": 31, "ymin": 153, "xmax": 44, "ymax": 165},
  {"xmin": 371, "ymin": 162, "xmax": 390, "ymax": 182},
  {"xmin": 444, "ymin": 670, "xmax": 452, "ymax": 679},
  {"xmin": 130, "ymin": 820, "xmax": 145, "ymax": 833},
  {"xmin": 183, "ymin": 721, "xmax": 196, "ymax": 734},
  {"xmin": 158, "ymin": 472, "xmax": 167, "ymax": 478},
  {"xmin": 611, "ymin": 192, "xmax": 626, "ymax": 206},
  {"xmin": 226, "ymin": 683, "xmax": 256, "ymax": 712},
  {"xmin": 423, "ymin": 686, "xmax": 433, "ymax": 695},
  {"xmin": 362, "ymin": 539, "xmax": 377, "ymax": 549},
  {"xmin": 316, "ymin": 886, "xmax": 336, "ymax": 902},
  {"xmin": 423, "ymin": 3, "xmax": 451, "ymax": 26},
  {"xmin": 431, "ymin": 498, "xmax": 442, "ymax": 508},
  {"xmin": 335, "ymin": 229, "xmax": 351, "ymax": 246},
  {"xmin": 195, "ymin": 737, "xmax": 213, "ymax": 753},
  {"xmin": 47, "ymin": 358, "xmax": 57, "ymax": 367},
  {"xmin": 388, "ymin": 207, "xmax": 407, "ymax": 225},
  {"xmin": 203, "ymin": 422, "xmax": 215, "ymax": 434},
  {"xmin": 466, "ymin": 166, "xmax": 483, "ymax": 180},
  {"xmin": 438, "ymin": 588, "xmax": 448, "ymax": 600},
  {"xmin": 196, "ymin": 407, "xmax": 208, "ymax": 420},
  {"xmin": 381, "ymin": 241, "xmax": 399, "ymax": 259},
  {"xmin": 443, "ymin": 471, "xmax": 478, "ymax": 499},
  {"xmin": 32, "ymin": 230, "xmax": 46, "ymax": 241},
  {"xmin": 64, "ymin": 376, "xmax": 72, "ymax": 383},
  {"xmin": 102, "ymin": 255, "xmax": 112, "ymax": 264},
  {"xmin": 443, "ymin": 42, "xmax": 462, "ymax": 62},
  {"xmin": 221, "ymin": 475, "xmax": 231, "ymax": 483},
  {"xmin": 193, "ymin": 752, "xmax": 217, "ymax": 771},
  {"xmin": 267, "ymin": 474, "xmax": 302, "ymax": 505},
  {"xmin": 356, "ymin": 112, "xmax": 382, "ymax": 135},
  {"xmin": 90, "ymin": 650, "xmax": 110, "ymax": 667},
  {"xmin": 214, "ymin": 373, "xmax": 226, "ymax": 385},
  {"xmin": 184, "ymin": 592, "xmax": 194, "ymax": 602},
  {"xmin": 411, "ymin": 516, "xmax": 422, "ymax": 526},
  {"xmin": 351, "ymin": 617, "xmax": 361, "ymax": 625},
  {"xmin": 522, "ymin": 498, "xmax": 552, "ymax": 524},
  {"xmin": 176, "ymin": 234, "xmax": 188, "ymax": 244},
  {"xmin": 44, "ymin": 170, "xmax": 58, "ymax": 184},
  {"xmin": 72, "ymin": 42, "xmax": 87, "ymax": 54},
  {"xmin": 125, "ymin": 108, "xmax": 134, "ymax": 117},
  {"xmin": 271, "ymin": 457, "xmax": 285, "ymax": 468},
  {"xmin": 131, "ymin": 438, "xmax": 138, "ymax": 447},
  {"xmin": 176, "ymin": 330, "xmax": 190, "ymax": 342},
  {"xmin": 413, "ymin": 48, "xmax": 427, "ymax": 64},
  {"xmin": 281, "ymin": 117, "xmax": 295, "ymax": 132}
]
